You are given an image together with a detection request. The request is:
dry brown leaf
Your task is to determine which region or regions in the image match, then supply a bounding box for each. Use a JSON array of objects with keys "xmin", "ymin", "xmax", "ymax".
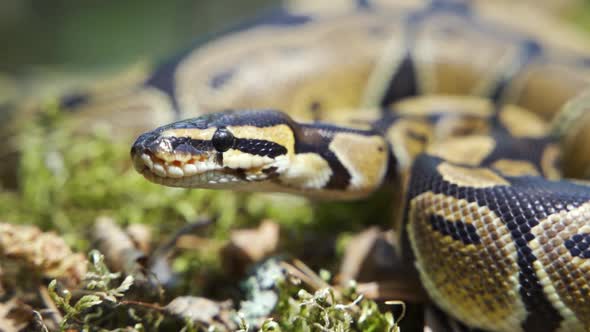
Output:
[{"xmin": 0, "ymin": 222, "xmax": 87, "ymax": 287}]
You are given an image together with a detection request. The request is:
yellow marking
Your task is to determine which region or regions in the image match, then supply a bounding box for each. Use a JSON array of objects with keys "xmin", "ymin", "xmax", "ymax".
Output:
[
  {"xmin": 288, "ymin": 64, "xmax": 375, "ymax": 119},
  {"xmin": 491, "ymin": 159, "xmax": 540, "ymax": 177},
  {"xmin": 393, "ymin": 95, "xmax": 494, "ymax": 117},
  {"xmin": 529, "ymin": 202, "xmax": 590, "ymax": 329},
  {"xmin": 161, "ymin": 127, "xmax": 217, "ymax": 140},
  {"xmin": 227, "ymin": 124, "xmax": 295, "ymax": 155},
  {"xmin": 222, "ymin": 149, "xmax": 273, "ymax": 170},
  {"xmin": 499, "ymin": 105, "xmax": 548, "ymax": 138},
  {"xmin": 541, "ymin": 144, "xmax": 562, "ymax": 180},
  {"xmin": 329, "ymin": 133, "xmax": 388, "ymax": 192},
  {"xmin": 427, "ymin": 135, "xmax": 495, "ymax": 166},
  {"xmin": 437, "ymin": 162, "xmax": 509, "ymax": 188},
  {"xmin": 407, "ymin": 192, "xmax": 526, "ymax": 331},
  {"xmin": 280, "ymin": 153, "xmax": 332, "ymax": 190}
]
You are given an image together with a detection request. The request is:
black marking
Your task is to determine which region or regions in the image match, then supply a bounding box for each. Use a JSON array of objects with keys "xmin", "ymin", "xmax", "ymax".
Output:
[
  {"xmin": 215, "ymin": 152, "xmax": 223, "ymax": 166},
  {"xmin": 380, "ymin": 54, "xmax": 418, "ymax": 106},
  {"xmin": 170, "ymin": 137, "xmax": 213, "ymax": 153},
  {"xmin": 379, "ymin": 0, "xmax": 540, "ymax": 110},
  {"xmin": 234, "ymin": 138, "xmax": 287, "ymax": 158},
  {"xmin": 295, "ymin": 125, "xmax": 353, "ymax": 189},
  {"xmin": 324, "ymin": 154, "xmax": 351, "ymax": 189},
  {"xmin": 144, "ymin": 55, "xmax": 183, "ymax": 117},
  {"xmin": 233, "ymin": 167, "xmax": 248, "ymax": 180},
  {"xmin": 429, "ymin": 214, "xmax": 481, "ymax": 245},
  {"xmin": 480, "ymin": 131, "xmax": 555, "ymax": 174},
  {"xmin": 564, "ymin": 233, "xmax": 590, "ymax": 259}
]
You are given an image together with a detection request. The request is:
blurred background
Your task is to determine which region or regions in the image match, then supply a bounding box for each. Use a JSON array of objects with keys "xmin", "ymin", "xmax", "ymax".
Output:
[
  {"xmin": 1, "ymin": 0, "xmax": 589, "ymax": 72},
  {"xmin": 0, "ymin": 0, "xmax": 587, "ymax": 106},
  {"xmin": 0, "ymin": 0, "xmax": 278, "ymax": 72}
]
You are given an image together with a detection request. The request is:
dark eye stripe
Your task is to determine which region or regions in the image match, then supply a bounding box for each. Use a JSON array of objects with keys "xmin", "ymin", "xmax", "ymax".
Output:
[
  {"xmin": 167, "ymin": 136, "xmax": 287, "ymax": 158},
  {"xmin": 173, "ymin": 138, "xmax": 213, "ymax": 152},
  {"xmin": 234, "ymin": 138, "xmax": 287, "ymax": 158}
]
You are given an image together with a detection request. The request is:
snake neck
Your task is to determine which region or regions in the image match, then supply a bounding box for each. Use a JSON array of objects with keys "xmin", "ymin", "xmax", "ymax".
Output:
[{"xmin": 287, "ymin": 123, "xmax": 395, "ymax": 199}]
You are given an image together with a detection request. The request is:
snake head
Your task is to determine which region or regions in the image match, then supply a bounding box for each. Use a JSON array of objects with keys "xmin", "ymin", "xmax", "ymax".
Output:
[
  {"xmin": 130, "ymin": 110, "xmax": 296, "ymax": 190},
  {"xmin": 132, "ymin": 109, "xmax": 390, "ymax": 199}
]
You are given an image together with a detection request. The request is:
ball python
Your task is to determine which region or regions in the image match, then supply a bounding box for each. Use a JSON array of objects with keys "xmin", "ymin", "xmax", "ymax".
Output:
[{"xmin": 10, "ymin": 0, "xmax": 590, "ymax": 331}]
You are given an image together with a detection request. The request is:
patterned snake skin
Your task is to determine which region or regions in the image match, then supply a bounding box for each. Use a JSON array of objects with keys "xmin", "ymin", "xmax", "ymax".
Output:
[{"xmin": 7, "ymin": 0, "xmax": 590, "ymax": 331}]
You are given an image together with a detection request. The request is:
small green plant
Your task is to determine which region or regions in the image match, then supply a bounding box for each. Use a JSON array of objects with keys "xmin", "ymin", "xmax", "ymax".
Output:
[
  {"xmin": 47, "ymin": 250, "xmax": 134, "ymax": 330},
  {"xmin": 238, "ymin": 259, "xmax": 402, "ymax": 332}
]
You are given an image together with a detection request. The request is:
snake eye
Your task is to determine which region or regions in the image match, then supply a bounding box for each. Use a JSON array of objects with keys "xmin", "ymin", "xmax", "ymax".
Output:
[{"xmin": 212, "ymin": 127, "xmax": 234, "ymax": 152}]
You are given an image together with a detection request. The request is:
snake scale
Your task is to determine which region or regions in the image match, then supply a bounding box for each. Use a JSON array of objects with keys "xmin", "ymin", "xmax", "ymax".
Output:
[{"xmin": 12, "ymin": 0, "xmax": 590, "ymax": 331}]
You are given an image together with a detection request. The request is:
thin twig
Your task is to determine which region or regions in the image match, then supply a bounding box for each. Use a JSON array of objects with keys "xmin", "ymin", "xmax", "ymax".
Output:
[
  {"xmin": 120, "ymin": 299, "xmax": 165, "ymax": 312},
  {"xmin": 38, "ymin": 285, "xmax": 63, "ymax": 325}
]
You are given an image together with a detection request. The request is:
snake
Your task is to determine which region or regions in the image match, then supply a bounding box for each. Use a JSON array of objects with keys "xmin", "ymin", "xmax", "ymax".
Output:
[{"xmin": 7, "ymin": 0, "xmax": 590, "ymax": 331}]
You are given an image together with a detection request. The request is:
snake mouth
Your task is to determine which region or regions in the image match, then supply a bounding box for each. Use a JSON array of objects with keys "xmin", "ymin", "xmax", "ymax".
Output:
[
  {"xmin": 132, "ymin": 145, "xmax": 279, "ymax": 188},
  {"xmin": 132, "ymin": 150, "xmax": 251, "ymax": 187},
  {"xmin": 133, "ymin": 151, "xmax": 219, "ymax": 179}
]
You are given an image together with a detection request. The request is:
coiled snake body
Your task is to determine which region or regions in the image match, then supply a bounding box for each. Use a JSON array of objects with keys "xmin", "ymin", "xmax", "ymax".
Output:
[{"xmin": 31, "ymin": 0, "xmax": 590, "ymax": 331}]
